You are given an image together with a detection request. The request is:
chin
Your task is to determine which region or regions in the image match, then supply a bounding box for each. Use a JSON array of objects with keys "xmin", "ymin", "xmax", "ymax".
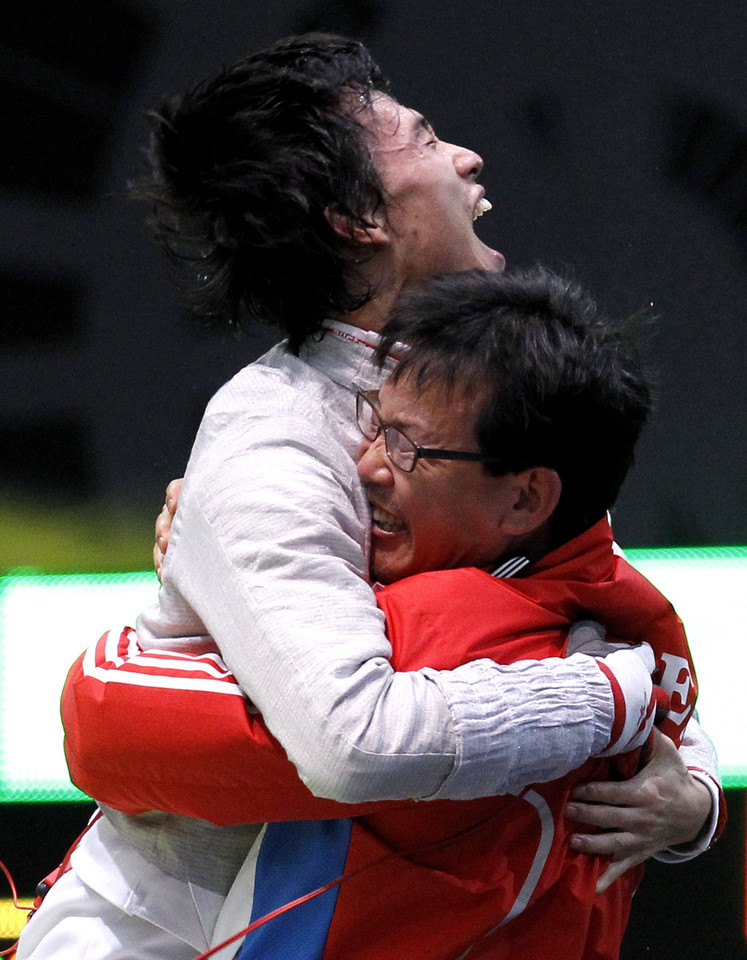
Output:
[
  {"xmin": 370, "ymin": 555, "xmax": 408, "ymax": 584},
  {"xmin": 371, "ymin": 567, "xmax": 396, "ymax": 585},
  {"xmin": 480, "ymin": 247, "xmax": 505, "ymax": 273}
]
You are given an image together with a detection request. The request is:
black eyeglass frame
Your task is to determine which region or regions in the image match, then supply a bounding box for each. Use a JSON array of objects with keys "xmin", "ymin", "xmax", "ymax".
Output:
[{"xmin": 356, "ymin": 390, "xmax": 504, "ymax": 473}]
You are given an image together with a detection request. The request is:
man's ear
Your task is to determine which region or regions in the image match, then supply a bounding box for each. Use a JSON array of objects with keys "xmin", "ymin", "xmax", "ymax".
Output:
[
  {"xmin": 324, "ymin": 204, "xmax": 389, "ymax": 247},
  {"xmin": 502, "ymin": 467, "xmax": 562, "ymax": 537}
]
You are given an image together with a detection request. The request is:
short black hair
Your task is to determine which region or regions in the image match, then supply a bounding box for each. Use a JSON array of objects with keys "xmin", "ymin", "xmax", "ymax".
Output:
[
  {"xmin": 138, "ymin": 33, "xmax": 390, "ymax": 353},
  {"xmin": 377, "ymin": 266, "xmax": 653, "ymax": 546}
]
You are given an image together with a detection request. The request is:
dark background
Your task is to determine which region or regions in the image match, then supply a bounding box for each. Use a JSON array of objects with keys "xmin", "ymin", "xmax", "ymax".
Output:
[
  {"xmin": 1, "ymin": 0, "xmax": 745, "ymax": 547},
  {"xmin": 1, "ymin": 0, "xmax": 745, "ymax": 955}
]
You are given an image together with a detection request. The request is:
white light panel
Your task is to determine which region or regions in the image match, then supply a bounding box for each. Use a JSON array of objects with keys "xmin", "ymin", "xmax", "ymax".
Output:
[
  {"xmin": 0, "ymin": 548, "xmax": 745, "ymax": 802},
  {"xmin": 0, "ymin": 572, "xmax": 159, "ymax": 801},
  {"xmin": 627, "ymin": 547, "xmax": 747, "ymax": 787}
]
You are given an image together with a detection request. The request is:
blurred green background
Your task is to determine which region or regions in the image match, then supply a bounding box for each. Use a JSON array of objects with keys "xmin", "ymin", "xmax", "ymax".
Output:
[{"xmin": 0, "ymin": 495, "xmax": 153, "ymax": 574}]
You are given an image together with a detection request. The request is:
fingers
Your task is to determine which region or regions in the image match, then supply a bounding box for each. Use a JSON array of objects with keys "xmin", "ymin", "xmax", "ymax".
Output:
[
  {"xmin": 165, "ymin": 478, "xmax": 183, "ymax": 515},
  {"xmin": 570, "ymin": 778, "xmax": 637, "ymax": 806},
  {"xmin": 566, "ymin": 730, "xmax": 715, "ymax": 885},
  {"xmin": 153, "ymin": 502, "xmax": 170, "ymax": 582},
  {"xmin": 595, "ymin": 858, "xmax": 637, "ymax": 894},
  {"xmin": 569, "ymin": 830, "xmax": 631, "ymax": 859},
  {"xmin": 566, "ymin": 799, "xmax": 633, "ymax": 831},
  {"xmin": 155, "ymin": 502, "xmax": 171, "ymax": 549},
  {"xmin": 153, "ymin": 479, "xmax": 183, "ymax": 583},
  {"xmin": 569, "ymin": 825, "xmax": 648, "ymax": 894},
  {"xmin": 153, "ymin": 540, "xmax": 164, "ymax": 582}
]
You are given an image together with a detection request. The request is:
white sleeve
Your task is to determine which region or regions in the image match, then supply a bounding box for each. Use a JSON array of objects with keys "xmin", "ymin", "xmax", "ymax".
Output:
[
  {"xmin": 655, "ymin": 713, "xmax": 723, "ymax": 862},
  {"xmin": 165, "ymin": 408, "xmax": 614, "ymax": 803}
]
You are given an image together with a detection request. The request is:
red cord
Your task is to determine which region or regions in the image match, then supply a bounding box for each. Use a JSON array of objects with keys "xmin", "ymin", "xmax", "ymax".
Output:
[
  {"xmin": 0, "ymin": 857, "xmax": 33, "ymax": 957},
  {"xmin": 190, "ymin": 806, "xmax": 507, "ymax": 960},
  {"xmin": 190, "ymin": 847, "xmax": 391, "ymax": 960},
  {"xmin": 0, "ymin": 810, "xmax": 103, "ymax": 957},
  {"xmin": 1, "ymin": 807, "xmax": 500, "ymax": 960},
  {"xmin": 190, "ymin": 872, "xmax": 344, "ymax": 960},
  {"xmin": 0, "ymin": 859, "xmax": 28, "ymax": 914}
]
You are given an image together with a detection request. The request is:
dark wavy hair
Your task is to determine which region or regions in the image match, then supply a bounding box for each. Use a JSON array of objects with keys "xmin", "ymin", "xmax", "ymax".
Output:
[
  {"xmin": 137, "ymin": 33, "xmax": 391, "ymax": 353},
  {"xmin": 377, "ymin": 266, "xmax": 653, "ymax": 546}
]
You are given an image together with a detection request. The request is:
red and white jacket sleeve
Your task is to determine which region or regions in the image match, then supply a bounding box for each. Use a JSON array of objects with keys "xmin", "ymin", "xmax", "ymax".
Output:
[
  {"xmin": 63, "ymin": 624, "xmax": 725, "ymax": 855},
  {"xmin": 62, "ymin": 628, "xmax": 385, "ymax": 825}
]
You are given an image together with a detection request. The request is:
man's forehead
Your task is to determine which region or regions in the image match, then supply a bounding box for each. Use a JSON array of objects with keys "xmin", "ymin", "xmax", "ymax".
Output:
[
  {"xmin": 380, "ymin": 373, "xmax": 479, "ymax": 435},
  {"xmin": 366, "ymin": 94, "xmax": 432, "ymax": 145}
]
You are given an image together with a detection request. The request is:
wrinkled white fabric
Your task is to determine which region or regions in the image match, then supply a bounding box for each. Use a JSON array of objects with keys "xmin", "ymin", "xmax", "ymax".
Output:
[
  {"xmin": 24, "ymin": 322, "xmax": 717, "ymax": 959},
  {"xmin": 138, "ymin": 323, "xmax": 616, "ymax": 804}
]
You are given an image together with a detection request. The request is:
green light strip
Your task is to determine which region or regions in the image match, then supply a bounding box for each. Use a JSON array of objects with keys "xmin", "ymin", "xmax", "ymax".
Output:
[
  {"xmin": 626, "ymin": 546, "xmax": 747, "ymax": 788},
  {"xmin": 627, "ymin": 545, "xmax": 747, "ymax": 564},
  {"xmin": 0, "ymin": 571, "xmax": 159, "ymax": 802},
  {"xmin": 1, "ymin": 547, "xmax": 746, "ymax": 801}
]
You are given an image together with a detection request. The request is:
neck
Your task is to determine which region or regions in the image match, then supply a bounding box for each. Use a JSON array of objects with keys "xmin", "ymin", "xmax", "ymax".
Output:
[
  {"xmin": 339, "ymin": 245, "xmax": 409, "ymax": 334},
  {"xmin": 342, "ymin": 294, "xmax": 396, "ymax": 334},
  {"xmin": 494, "ymin": 525, "xmax": 554, "ymax": 571}
]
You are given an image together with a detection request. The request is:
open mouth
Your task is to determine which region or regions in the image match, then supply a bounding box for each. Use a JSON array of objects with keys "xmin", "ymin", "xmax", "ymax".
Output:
[
  {"xmin": 473, "ymin": 197, "xmax": 492, "ymax": 221},
  {"xmin": 371, "ymin": 504, "xmax": 406, "ymax": 534}
]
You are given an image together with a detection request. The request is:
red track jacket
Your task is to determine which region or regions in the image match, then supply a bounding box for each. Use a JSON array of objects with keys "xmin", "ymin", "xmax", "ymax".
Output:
[{"xmin": 62, "ymin": 518, "xmax": 702, "ymax": 959}]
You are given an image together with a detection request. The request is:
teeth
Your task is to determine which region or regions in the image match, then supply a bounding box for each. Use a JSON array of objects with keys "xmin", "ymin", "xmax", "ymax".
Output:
[
  {"xmin": 371, "ymin": 506, "xmax": 404, "ymax": 533},
  {"xmin": 473, "ymin": 197, "xmax": 492, "ymax": 220}
]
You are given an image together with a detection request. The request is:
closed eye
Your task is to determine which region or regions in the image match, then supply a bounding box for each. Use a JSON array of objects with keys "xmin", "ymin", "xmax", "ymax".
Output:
[{"xmin": 414, "ymin": 113, "xmax": 439, "ymax": 147}]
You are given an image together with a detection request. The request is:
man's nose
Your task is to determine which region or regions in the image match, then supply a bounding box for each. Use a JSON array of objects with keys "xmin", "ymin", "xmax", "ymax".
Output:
[
  {"xmin": 448, "ymin": 142, "xmax": 484, "ymax": 180},
  {"xmin": 357, "ymin": 434, "xmax": 393, "ymax": 484}
]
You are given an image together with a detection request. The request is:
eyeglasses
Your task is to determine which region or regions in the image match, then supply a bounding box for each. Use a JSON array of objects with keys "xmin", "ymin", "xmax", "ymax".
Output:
[{"xmin": 356, "ymin": 390, "xmax": 503, "ymax": 473}]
